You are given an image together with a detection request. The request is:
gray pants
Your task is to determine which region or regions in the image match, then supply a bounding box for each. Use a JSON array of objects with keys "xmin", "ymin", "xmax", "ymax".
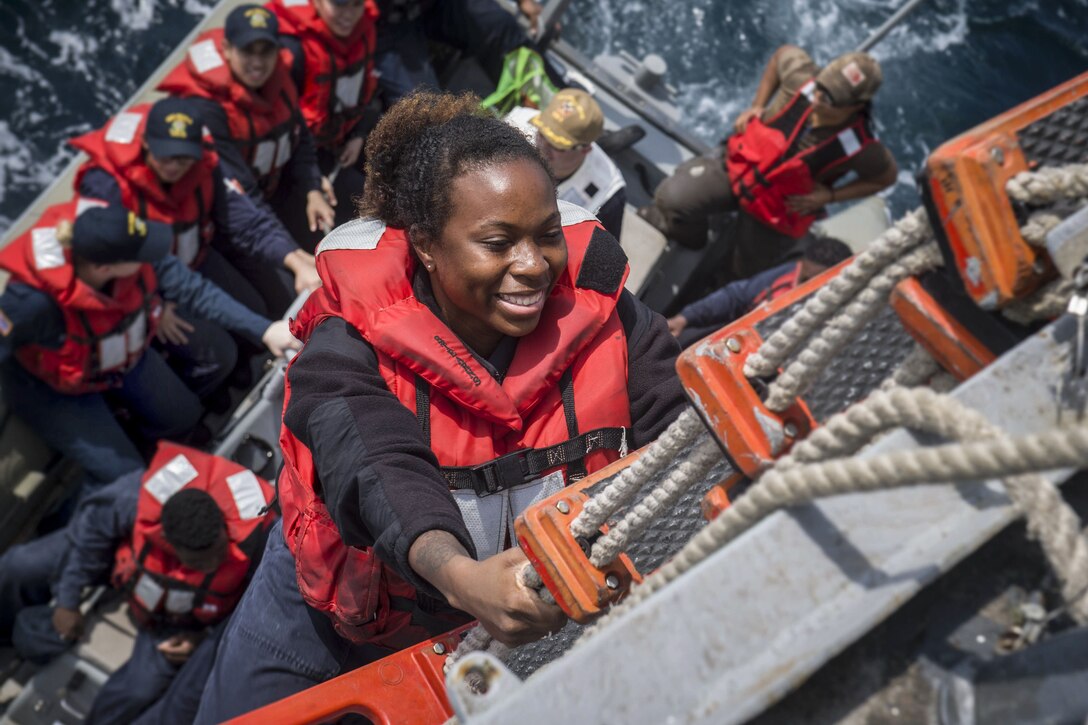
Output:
[{"xmin": 641, "ymin": 145, "xmax": 802, "ymax": 279}]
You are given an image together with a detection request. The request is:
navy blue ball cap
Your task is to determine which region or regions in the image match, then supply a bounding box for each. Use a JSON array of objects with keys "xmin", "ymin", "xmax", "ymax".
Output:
[
  {"xmin": 145, "ymin": 97, "xmax": 205, "ymax": 160},
  {"xmin": 72, "ymin": 206, "xmax": 172, "ymax": 265},
  {"xmin": 225, "ymin": 5, "xmax": 281, "ymax": 49}
]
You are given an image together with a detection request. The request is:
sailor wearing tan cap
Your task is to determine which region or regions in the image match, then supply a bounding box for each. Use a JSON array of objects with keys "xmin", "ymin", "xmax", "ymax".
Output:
[
  {"xmin": 639, "ymin": 46, "xmax": 898, "ymax": 280},
  {"xmin": 506, "ymin": 88, "xmax": 627, "ymax": 239}
]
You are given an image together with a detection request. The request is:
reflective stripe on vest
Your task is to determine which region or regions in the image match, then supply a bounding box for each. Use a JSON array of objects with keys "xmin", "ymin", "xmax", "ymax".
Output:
[
  {"xmin": 0, "ymin": 200, "xmax": 163, "ymax": 394},
  {"xmin": 725, "ymin": 78, "xmax": 876, "ymax": 237},
  {"xmin": 114, "ymin": 443, "xmax": 275, "ymax": 629}
]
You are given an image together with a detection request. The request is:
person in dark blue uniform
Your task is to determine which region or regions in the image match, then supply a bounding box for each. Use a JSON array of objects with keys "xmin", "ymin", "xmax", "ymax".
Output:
[
  {"xmin": 159, "ymin": 5, "xmax": 336, "ymax": 241},
  {"xmin": 0, "ymin": 445, "xmax": 276, "ymax": 725},
  {"xmin": 74, "ymin": 97, "xmax": 321, "ymax": 320},
  {"xmin": 0, "ymin": 205, "xmax": 298, "ymax": 490}
]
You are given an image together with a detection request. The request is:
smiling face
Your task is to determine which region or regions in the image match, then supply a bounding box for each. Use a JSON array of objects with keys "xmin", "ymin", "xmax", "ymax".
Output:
[
  {"xmin": 223, "ymin": 39, "xmax": 279, "ymax": 90},
  {"xmin": 312, "ymin": 0, "xmax": 365, "ymax": 38},
  {"xmin": 413, "ymin": 158, "xmax": 565, "ymax": 357}
]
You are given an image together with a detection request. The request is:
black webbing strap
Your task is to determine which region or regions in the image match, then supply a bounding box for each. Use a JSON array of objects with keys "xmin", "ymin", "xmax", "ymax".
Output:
[
  {"xmin": 559, "ymin": 369, "xmax": 587, "ymax": 481},
  {"xmin": 440, "ymin": 426, "xmax": 628, "ymax": 497},
  {"xmin": 415, "ymin": 375, "xmax": 431, "ymax": 448},
  {"xmin": 414, "ymin": 375, "xmax": 625, "ymax": 497}
]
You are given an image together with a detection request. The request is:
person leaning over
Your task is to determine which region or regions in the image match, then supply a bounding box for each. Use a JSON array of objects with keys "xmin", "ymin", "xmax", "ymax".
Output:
[
  {"xmin": 505, "ymin": 88, "xmax": 627, "ymax": 239},
  {"xmin": 193, "ymin": 90, "xmax": 687, "ymax": 722},
  {"xmin": 639, "ymin": 46, "xmax": 897, "ymax": 278},
  {"xmin": 0, "ymin": 203, "xmax": 298, "ymax": 491},
  {"xmin": 0, "ymin": 443, "xmax": 276, "ymax": 725},
  {"xmin": 158, "ymin": 4, "xmax": 336, "ymax": 238},
  {"xmin": 71, "ymin": 96, "xmax": 321, "ymax": 320},
  {"xmin": 668, "ymin": 235, "xmax": 853, "ymax": 348},
  {"xmin": 372, "ymin": 0, "xmax": 538, "ymax": 106}
]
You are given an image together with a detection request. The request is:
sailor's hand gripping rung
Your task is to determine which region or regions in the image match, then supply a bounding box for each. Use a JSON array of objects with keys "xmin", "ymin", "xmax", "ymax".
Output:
[{"xmin": 515, "ymin": 453, "xmax": 643, "ymax": 622}]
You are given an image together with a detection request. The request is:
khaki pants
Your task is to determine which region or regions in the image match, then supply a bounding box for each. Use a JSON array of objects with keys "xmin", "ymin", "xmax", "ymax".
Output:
[{"xmin": 642, "ymin": 145, "xmax": 803, "ymax": 279}]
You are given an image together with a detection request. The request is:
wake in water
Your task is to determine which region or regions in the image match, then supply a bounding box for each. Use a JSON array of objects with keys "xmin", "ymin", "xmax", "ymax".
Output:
[
  {"xmin": 564, "ymin": 0, "xmax": 1088, "ymax": 216},
  {"xmin": 0, "ymin": 0, "xmax": 213, "ymax": 232},
  {"xmin": 0, "ymin": 0, "xmax": 1086, "ymax": 228}
]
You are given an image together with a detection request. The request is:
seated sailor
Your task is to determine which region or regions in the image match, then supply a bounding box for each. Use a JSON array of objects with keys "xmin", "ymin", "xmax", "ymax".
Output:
[
  {"xmin": 0, "ymin": 203, "xmax": 297, "ymax": 489},
  {"xmin": 71, "ymin": 96, "xmax": 321, "ymax": 318},
  {"xmin": 0, "ymin": 443, "xmax": 276, "ymax": 725},
  {"xmin": 506, "ymin": 88, "xmax": 627, "ymax": 240},
  {"xmin": 639, "ymin": 46, "xmax": 897, "ymax": 279},
  {"xmin": 158, "ymin": 4, "xmax": 336, "ymax": 240}
]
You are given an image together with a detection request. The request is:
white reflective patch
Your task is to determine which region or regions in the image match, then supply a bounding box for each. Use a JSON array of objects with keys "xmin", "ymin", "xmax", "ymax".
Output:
[
  {"xmin": 226, "ymin": 470, "xmax": 267, "ymax": 520},
  {"xmin": 315, "ymin": 217, "xmax": 385, "ymax": 254},
  {"xmin": 281, "ymin": 0, "xmax": 308, "ymax": 5},
  {"xmin": 31, "ymin": 227, "xmax": 65, "ymax": 270},
  {"xmin": 838, "ymin": 128, "xmax": 861, "ymax": 156},
  {"xmin": 800, "ymin": 80, "xmax": 817, "ymax": 101},
  {"xmin": 189, "ymin": 39, "xmax": 224, "ymax": 75},
  {"xmin": 98, "ymin": 334, "xmax": 127, "ymax": 371},
  {"xmin": 175, "ymin": 226, "xmax": 200, "ymax": 267},
  {"xmin": 274, "ymin": 133, "xmax": 292, "ymax": 168},
  {"xmin": 75, "ymin": 197, "xmax": 107, "ymax": 216},
  {"xmin": 558, "ymin": 185, "xmax": 590, "ymax": 210},
  {"xmin": 144, "ymin": 453, "xmax": 199, "ymax": 505},
  {"xmin": 105, "ymin": 112, "xmax": 143, "ymax": 145},
  {"xmin": 253, "ymin": 140, "xmax": 276, "ymax": 176},
  {"xmin": 335, "ymin": 70, "xmax": 364, "ymax": 109},
  {"xmin": 165, "ymin": 589, "xmax": 196, "ymax": 614},
  {"xmin": 452, "ymin": 489, "xmax": 509, "ymax": 561},
  {"xmin": 126, "ymin": 310, "xmax": 146, "ymax": 355},
  {"xmin": 133, "ymin": 574, "xmax": 164, "ymax": 611},
  {"xmin": 558, "ymin": 199, "xmax": 598, "ymax": 227}
]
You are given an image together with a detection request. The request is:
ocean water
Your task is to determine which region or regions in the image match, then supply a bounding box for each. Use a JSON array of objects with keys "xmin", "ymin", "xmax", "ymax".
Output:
[{"xmin": 0, "ymin": 0, "xmax": 1085, "ymax": 230}]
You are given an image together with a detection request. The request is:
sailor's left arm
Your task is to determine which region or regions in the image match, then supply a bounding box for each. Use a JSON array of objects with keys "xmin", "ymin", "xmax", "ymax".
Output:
[
  {"xmin": 213, "ymin": 166, "xmax": 317, "ymax": 290},
  {"xmin": 55, "ymin": 473, "xmax": 142, "ymax": 611}
]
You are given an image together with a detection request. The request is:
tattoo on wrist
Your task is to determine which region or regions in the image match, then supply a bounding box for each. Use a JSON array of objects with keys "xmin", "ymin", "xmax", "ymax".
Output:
[{"xmin": 410, "ymin": 531, "xmax": 469, "ymax": 584}]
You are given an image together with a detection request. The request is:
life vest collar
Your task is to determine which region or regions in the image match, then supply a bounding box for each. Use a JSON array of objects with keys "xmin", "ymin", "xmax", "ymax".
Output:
[{"xmin": 305, "ymin": 201, "xmax": 627, "ymax": 432}]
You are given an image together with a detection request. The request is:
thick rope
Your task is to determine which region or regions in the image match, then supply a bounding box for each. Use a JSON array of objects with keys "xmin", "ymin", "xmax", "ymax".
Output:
[
  {"xmin": 1003, "ymin": 277, "xmax": 1074, "ymax": 325},
  {"xmin": 445, "ymin": 624, "xmax": 502, "ymax": 679},
  {"xmin": 570, "ymin": 407, "xmax": 703, "ymax": 539},
  {"xmin": 879, "ymin": 343, "xmax": 940, "ymax": 391},
  {"xmin": 1020, "ymin": 210, "xmax": 1065, "ymax": 248},
  {"xmin": 589, "ymin": 436, "xmax": 723, "ymax": 567},
  {"xmin": 1007, "ymin": 164, "xmax": 1088, "ymax": 206},
  {"xmin": 764, "ymin": 243, "xmax": 942, "ymax": 412},
  {"xmin": 774, "ymin": 388, "xmax": 990, "ymax": 471},
  {"xmin": 581, "ymin": 389, "xmax": 1088, "ymax": 642},
  {"xmin": 744, "ymin": 208, "xmax": 932, "ymax": 379}
]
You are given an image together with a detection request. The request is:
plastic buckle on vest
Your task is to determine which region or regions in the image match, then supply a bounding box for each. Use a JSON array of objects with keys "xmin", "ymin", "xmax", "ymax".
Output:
[{"xmin": 472, "ymin": 450, "xmax": 530, "ymax": 496}]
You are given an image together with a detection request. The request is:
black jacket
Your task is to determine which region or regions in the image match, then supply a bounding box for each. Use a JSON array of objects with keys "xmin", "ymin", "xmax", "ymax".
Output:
[{"xmin": 283, "ymin": 273, "xmax": 687, "ymax": 598}]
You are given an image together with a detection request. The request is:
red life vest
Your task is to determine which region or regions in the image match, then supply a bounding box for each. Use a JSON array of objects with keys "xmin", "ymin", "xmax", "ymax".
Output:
[
  {"xmin": 268, "ymin": 0, "xmax": 378, "ymax": 150},
  {"xmin": 158, "ymin": 29, "xmax": 302, "ymax": 197},
  {"xmin": 725, "ymin": 79, "xmax": 877, "ymax": 238},
  {"xmin": 111, "ymin": 442, "xmax": 276, "ymax": 629},
  {"xmin": 0, "ymin": 199, "xmax": 162, "ymax": 395},
  {"xmin": 751, "ymin": 262, "xmax": 803, "ymax": 307},
  {"xmin": 277, "ymin": 202, "xmax": 633, "ymax": 647},
  {"xmin": 70, "ymin": 103, "xmax": 219, "ymax": 269}
]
